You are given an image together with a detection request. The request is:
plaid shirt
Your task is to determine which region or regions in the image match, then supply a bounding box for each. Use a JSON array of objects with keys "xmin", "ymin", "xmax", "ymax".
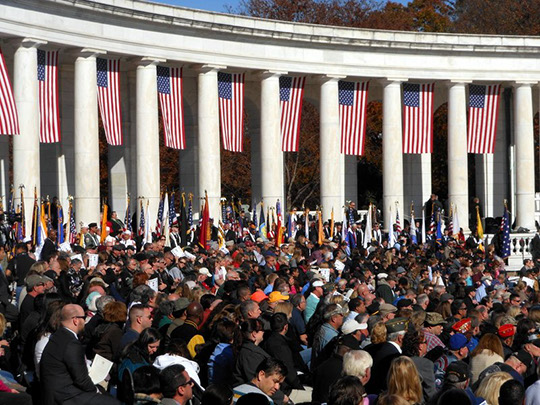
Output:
[{"xmin": 424, "ymin": 330, "xmax": 445, "ymax": 352}]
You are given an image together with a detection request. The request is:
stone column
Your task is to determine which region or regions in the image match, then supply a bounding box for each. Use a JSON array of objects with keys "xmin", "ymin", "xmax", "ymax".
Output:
[
  {"xmin": 447, "ymin": 81, "xmax": 469, "ymax": 232},
  {"xmin": 382, "ymin": 79, "xmax": 405, "ymax": 231},
  {"xmin": 320, "ymin": 76, "xmax": 344, "ymax": 221},
  {"xmin": 74, "ymin": 49, "xmax": 103, "ymax": 227},
  {"xmin": 514, "ymin": 82, "xmax": 536, "ymax": 231},
  {"xmin": 136, "ymin": 58, "xmax": 164, "ymax": 224},
  {"xmin": 197, "ymin": 65, "xmax": 223, "ymax": 219},
  {"xmin": 260, "ymin": 71, "xmax": 285, "ymax": 212},
  {"xmin": 13, "ymin": 38, "xmax": 46, "ymax": 233}
]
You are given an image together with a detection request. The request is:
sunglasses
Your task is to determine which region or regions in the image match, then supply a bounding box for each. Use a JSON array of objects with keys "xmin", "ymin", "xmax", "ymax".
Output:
[{"xmin": 180, "ymin": 379, "xmax": 194, "ymax": 387}]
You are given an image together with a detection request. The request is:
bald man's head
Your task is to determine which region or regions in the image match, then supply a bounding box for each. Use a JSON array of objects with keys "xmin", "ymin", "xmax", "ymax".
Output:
[
  {"xmin": 61, "ymin": 304, "xmax": 85, "ymax": 334},
  {"xmin": 186, "ymin": 302, "xmax": 203, "ymax": 323}
]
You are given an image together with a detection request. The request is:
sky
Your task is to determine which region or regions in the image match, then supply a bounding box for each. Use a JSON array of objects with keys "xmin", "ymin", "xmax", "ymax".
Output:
[{"xmin": 151, "ymin": 0, "xmax": 410, "ymax": 14}]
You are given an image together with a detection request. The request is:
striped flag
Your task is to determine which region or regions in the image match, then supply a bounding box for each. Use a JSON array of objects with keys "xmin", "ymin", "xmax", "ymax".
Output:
[
  {"xmin": 96, "ymin": 58, "xmax": 123, "ymax": 146},
  {"xmin": 139, "ymin": 200, "xmax": 145, "ymax": 237},
  {"xmin": 339, "ymin": 81, "xmax": 369, "ymax": 155},
  {"xmin": 467, "ymin": 84, "xmax": 501, "ymax": 154},
  {"xmin": 500, "ymin": 203, "xmax": 510, "ymax": 259},
  {"xmin": 68, "ymin": 200, "xmax": 77, "ymax": 244},
  {"xmin": 0, "ymin": 47, "xmax": 19, "ymax": 135},
  {"xmin": 403, "ymin": 83, "xmax": 434, "ymax": 154},
  {"xmin": 218, "ymin": 72, "xmax": 244, "ymax": 152},
  {"xmin": 124, "ymin": 195, "xmax": 132, "ymax": 232},
  {"xmin": 37, "ymin": 50, "xmax": 60, "ymax": 143},
  {"xmin": 169, "ymin": 193, "xmax": 177, "ymax": 226},
  {"xmin": 157, "ymin": 66, "xmax": 185, "ymax": 149},
  {"xmin": 155, "ymin": 194, "xmax": 164, "ymax": 238},
  {"xmin": 280, "ymin": 76, "xmax": 305, "ymax": 152}
]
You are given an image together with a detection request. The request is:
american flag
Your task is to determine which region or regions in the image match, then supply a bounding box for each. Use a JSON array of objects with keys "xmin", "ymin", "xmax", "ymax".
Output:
[
  {"xmin": 0, "ymin": 47, "xmax": 19, "ymax": 135},
  {"xmin": 169, "ymin": 193, "xmax": 177, "ymax": 226},
  {"xmin": 188, "ymin": 196, "xmax": 193, "ymax": 228},
  {"xmin": 155, "ymin": 195, "xmax": 164, "ymax": 238},
  {"xmin": 68, "ymin": 200, "xmax": 77, "ymax": 244},
  {"xmin": 157, "ymin": 66, "xmax": 185, "ymax": 149},
  {"xmin": 218, "ymin": 72, "xmax": 244, "ymax": 152},
  {"xmin": 280, "ymin": 76, "xmax": 305, "ymax": 152},
  {"xmin": 37, "ymin": 50, "xmax": 60, "ymax": 143},
  {"xmin": 97, "ymin": 58, "xmax": 123, "ymax": 146},
  {"xmin": 124, "ymin": 199, "xmax": 132, "ymax": 232},
  {"xmin": 339, "ymin": 81, "xmax": 369, "ymax": 155},
  {"xmin": 395, "ymin": 210, "xmax": 401, "ymax": 233},
  {"xmin": 500, "ymin": 204, "xmax": 511, "ymax": 259},
  {"xmin": 467, "ymin": 84, "xmax": 501, "ymax": 154},
  {"xmin": 403, "ymin": 83, "xmax": 434, "ymax": 154},
  {"xmin": 139, "ymin": 201, "xmax": 145, "ymax": 237}
]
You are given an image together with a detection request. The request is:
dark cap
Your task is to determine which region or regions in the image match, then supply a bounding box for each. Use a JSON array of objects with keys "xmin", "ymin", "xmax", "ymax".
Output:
[
  {"xmin": 440, "ymin": 293, "xmax": 454, "ymax": 303},
  {"xmin": 173, "ymin": 297, "xmax": 190, "ymax": 313},
  {"xmin": 513, "ymin": 350, "xmax": 532, "ymax": 369},
  {"xmin": 88, "ymin": 222, "xmax": 98, "ymax": 228},
  {"xmin": 445, "ymin": 360, "xmax": 469, "ymax": 383},
  {"xmin": 396, "ymin": 298, "xmax": 413, "ymax": 309},
  {"xmin": 425, "ymin": 312, "xmax": 447, "ymax": 326},
  {"xmin": 385, "ymin": 317, "xmax": 408, "ymax": 334},
  {"xmin": 113, "ymin": 244, "xmax": 125, "ymax": 251}
]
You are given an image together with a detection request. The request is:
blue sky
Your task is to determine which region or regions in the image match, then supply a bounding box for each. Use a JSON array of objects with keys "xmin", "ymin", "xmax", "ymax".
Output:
[{"xmin": 151, "ymin": 0, "xmax": 410, "ymax": 13}]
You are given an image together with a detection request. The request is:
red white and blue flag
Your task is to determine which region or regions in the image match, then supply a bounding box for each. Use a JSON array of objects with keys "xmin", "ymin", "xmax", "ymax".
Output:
[
  {"xmin": 339, "ymin": 80, "xmax": 369, "ymax": 155},
  {"xmin": 467, "ymin": 84, "xmax": 501, "ymax": 154},
  {"xmin": 97, "ymin": 58, "xmax": 123, "ymax": 146},
  {"xmin": 37, "ymin": 50, "xmax": 60, "ymax": 143},
  {"xmin": 218, "ymin": 72, "xmax": 244, "ymax": 152},
  {"xmin": 280, "ymin": 76, "xmax": 305, "ymax": 152},
  {"xmin": 157, "ymin": 66, "xmax": 185, "ymax": 149},
  {"xmin": 0, "ymin": 47, "xmax": 19, "ymax": 135},
  {"xmin": 403, "ymin": 83, "xmax": 434, "ymax": 154}
]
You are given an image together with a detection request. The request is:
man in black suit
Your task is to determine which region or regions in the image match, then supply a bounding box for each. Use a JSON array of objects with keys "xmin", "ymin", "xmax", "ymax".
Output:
[
  {"xmin": 364, "ymin": 317, "xmax": 408, "ymax": 395},
  {"xmin": 40, "ymin": 304, "xmax": 120, "ymax": 405},
  {"xmin": 40, "ymin": 229, "xmax": 57, "ymax": 262}
]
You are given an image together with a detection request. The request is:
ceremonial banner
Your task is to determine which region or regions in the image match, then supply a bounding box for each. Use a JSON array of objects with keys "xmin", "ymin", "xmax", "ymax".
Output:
[
  {"xmin": 37, "ymin": 50, "xmax": 60, "ymax": 143},
  {"xmin": 403, "ymin": 83, "xmax": 434, "ymax": 154},
  {"xmin": 339, "ymin": 80, "xmax": 369, "ymax": 155},
  {"xmin": 218, "ymin": 72, "xmax": 244, "ymax": 152},
  {"xmin": 0, "ymin": 47, "xmax": 19, "ymax": 135},
  {"xmin": 280, "ymin": 76, "xmax": 305, "ymax": 152},
  {"xmin": 467, "ymin": 84, "xmax": 501, "ymax": 154},
  {"xmin": 97, "ymin": 58, "xmax": 123, "ymax": 146},
  {"xmin": 157, "ymin": 66, "xmax": 185, "ymax": 149}
]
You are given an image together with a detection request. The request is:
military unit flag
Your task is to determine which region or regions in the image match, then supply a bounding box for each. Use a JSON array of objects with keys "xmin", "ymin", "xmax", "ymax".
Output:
[
  {"xmin": 402, "ymin": 83, "xmax": 434, "ymax": 154},
  {"xmin": 218, "ymin": 72, "xmax": 244, "ymax": 152},
  {"xmin": 0, "ymin": 47, "xmax": 19, "ymax": 135},
  {"xmin": 467, "ymin": 84, "xmax": 501, "ymax": 154},
  {"xmin": 339, "ymin": 81, "xmax": 369, "ymax": 155},
  {"xmin": 500, "ymin": 203, "xmax": 511, "ymax": 259},
  {"xmin": 37, "ymin": 50, "xmax": 60, "ymax": 143},
  {"xmin": 280, "ymin": 76, "xmax": 305, "ymax": 152},
  {"xmin": 96, "ymin": 58, "xmax": 123, "ymax": 146},
  {"xmin": 157, "ymin": 66, "xmax": 185, "ymax": 150}
]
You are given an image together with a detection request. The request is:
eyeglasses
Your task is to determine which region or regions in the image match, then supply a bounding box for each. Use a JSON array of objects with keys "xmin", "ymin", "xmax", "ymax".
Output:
[{"xmin": 180, "ymin": 379, "xmax": 194, "ymax": 387}]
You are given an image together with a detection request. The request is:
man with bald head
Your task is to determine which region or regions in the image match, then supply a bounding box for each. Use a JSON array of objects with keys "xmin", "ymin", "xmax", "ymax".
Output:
[
  {"xmin": 170, "ymin": 302, "xmax": 205, "ymax": 358},
  {"xmin": 41, "ymin": 304, "xmax": 120, "ymax": 404}
]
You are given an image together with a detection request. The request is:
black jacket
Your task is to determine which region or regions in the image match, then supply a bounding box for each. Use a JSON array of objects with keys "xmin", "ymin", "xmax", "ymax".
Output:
[
  {"xmin": 232, "ymin": 341, "xmax": 270, "ymax": 386},
  {"xmin": 262, "ymin": 332, "xmax": 303, "ymax": 394},
  {"xmin": 364, "ymin": 342, "xmax": 400, "ymax": 395},
  {"xmin": 40, "ymin": 327, "xmax": 97, "ymax": 405}
]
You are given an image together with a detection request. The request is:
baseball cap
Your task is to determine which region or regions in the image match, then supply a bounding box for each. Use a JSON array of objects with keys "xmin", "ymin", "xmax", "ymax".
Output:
[
  {"xmin": 198, "ymin": 268, "xmax": 212, "ymax": 277},
  {"xmin": 425, "ymin": 312, "xmax": 447, "ymax": 326},
  {"xmin": 268, "ymin": 291, "xmax": 289, "ymax": 303},
  {"xmin": 396, "ymin": 298, "xmax": 413, "ymax": 309},
  {"xmin": 440, "ymin": 293, "xmax": 454, "ymax": 303},
  {"xmin": 513, "ymin": 350, "xmax": 533, "ymax": 369},
  {"xmin": 312, "ymin": 280, "xmax": 325, "ymax": 288},
  {"xmin": 26, "ymin": 274, "xmax": 44, "ymax": 290},
  {"xmin": 445, "ymin": 360, "xmax": 470, "ymax": 383},
  {"xmin": 498, "ymin": 324, "xmax": 516, "ymax": 338},
  {"xmin": 342, "ymin": 319, "xmax": 368, "ymax": 335},
  {"xmin": 449, "ymin": 333, "xmax": 468, "ymax": 350},
  {"xmin": 452, "ymin": 318, "xmax": 472, "ymax": 334},
  {"xmin": 250, "ymin": 290, "xmax": 268, "ymax": 303},
  {"xmin": 173, "ymin": 297, "xmax": 190, "ymax": 312},
  {"xmin": 379, "ymin": 303, "xmax": 398, "ymax": 316}
]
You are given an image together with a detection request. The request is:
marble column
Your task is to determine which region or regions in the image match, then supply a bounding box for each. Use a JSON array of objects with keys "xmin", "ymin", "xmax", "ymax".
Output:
[
  {"xmin": 514, "ymin": 82, "xmax": 536, "ymax": 231},
  {"xmin": 382, "ymin": 79, "xmax": 404, "ymax": 231},
  {"xmin": 320, "ymin": 76, "xmax": 344, "ymax": 221},
  {"xmin": 260, "ymin": 71, "xmax": 285, "ymax": 212},
  {"xmin": 447, "ymin": 81, "xmax": 469, "ymax": 232},
  {"xmin": 74, "ymin": 49, "xmax": 102, "ymax": 227},
  {"xmin": 13, "ymin": 38, "xmax": 46, "ymax": 233},
  {"xmin": 136, "ymin": 58, "xmax": 163, "ymax": 225},
  {"xmin": 197, "ymin": 65, "xmax": 223, "ymax": 219}
]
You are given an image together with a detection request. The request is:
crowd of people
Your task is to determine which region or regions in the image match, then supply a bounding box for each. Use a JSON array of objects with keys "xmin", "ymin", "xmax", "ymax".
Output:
[{"xmin": 0, "ymin": 199, "xmax": 538, "ymax": 405}]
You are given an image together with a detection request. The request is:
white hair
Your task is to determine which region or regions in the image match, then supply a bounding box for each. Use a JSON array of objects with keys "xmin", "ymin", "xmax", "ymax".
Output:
[{"xmin": 343, "ymin": 350, "xmax": 373, "ymax": 379}]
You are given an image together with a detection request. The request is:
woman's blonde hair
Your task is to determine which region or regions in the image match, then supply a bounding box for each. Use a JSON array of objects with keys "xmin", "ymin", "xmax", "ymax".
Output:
[
  {"xmin": 371, "ymin": 322, "xmax": 387, "ymax": 345},
  {"xmin": 377, "ymin": 394, "xmax": 411, "ymax": 405},
  {"xmin": 475, "ymin": 371, "xmax": 512, "ymax": 405},
  {"xmin": 387, "ymin": 357, "xmax": 423, "ymax": 405},
  {"xmin": 274, "ymin": 301, "xmax": 293, "ymax": 319}
]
